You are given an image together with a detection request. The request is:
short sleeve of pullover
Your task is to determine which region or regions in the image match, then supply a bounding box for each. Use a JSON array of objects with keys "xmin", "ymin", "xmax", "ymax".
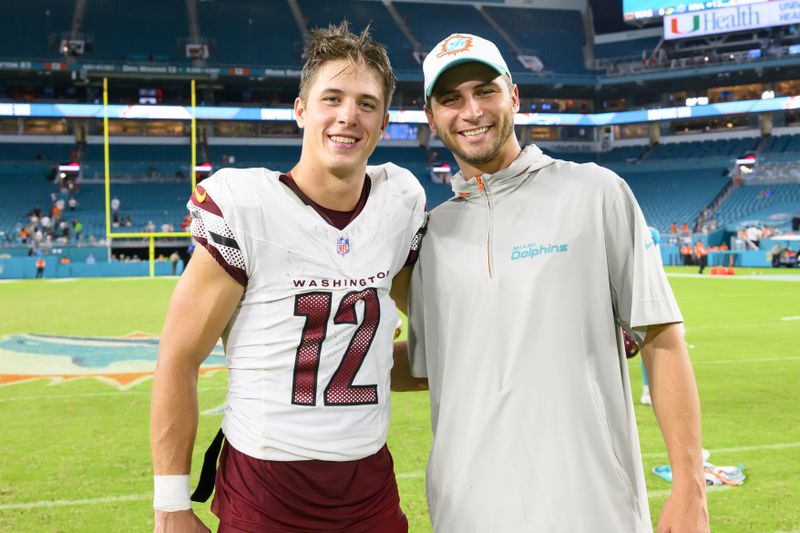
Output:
[{"xmin": 603, "ymin": 174, "xmax": 683, "ymax": 343}]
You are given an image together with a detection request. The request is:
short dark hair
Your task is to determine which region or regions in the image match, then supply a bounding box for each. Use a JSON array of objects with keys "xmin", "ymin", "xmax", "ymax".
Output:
[{"xmin": 299, "ymin": 21, "xmax": 396, "ymax": 112}]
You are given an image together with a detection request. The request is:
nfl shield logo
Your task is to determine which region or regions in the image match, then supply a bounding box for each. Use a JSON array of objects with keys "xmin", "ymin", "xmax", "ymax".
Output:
[{"xmin": 336, "ymin": 236, "xmax": 350, "ymax": 256}]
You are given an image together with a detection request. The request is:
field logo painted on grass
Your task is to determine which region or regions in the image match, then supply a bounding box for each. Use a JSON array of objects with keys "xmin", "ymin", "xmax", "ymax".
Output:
[{"xmin": 0, "ymin": 332, "xmax": 225, "ymax": 389}]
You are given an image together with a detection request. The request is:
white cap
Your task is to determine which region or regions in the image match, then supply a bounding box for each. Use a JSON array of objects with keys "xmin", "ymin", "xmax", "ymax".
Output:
[{"xmin": 423, "ymin": 33, "xmax": 510, "ymax": 101}]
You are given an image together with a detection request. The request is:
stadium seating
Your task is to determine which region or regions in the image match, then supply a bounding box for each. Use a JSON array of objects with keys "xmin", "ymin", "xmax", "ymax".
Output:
[
  {"xmin": 616, "ymin": 167, "xmax": 730, "ymax": 233},
  {"xmin": 0, "ymin": 0, "xmax": 74, "ymax": 60},
  {"xmin": 0, "ymin": 142, "xmax": 74, "ymax": 163},
  {"xmin": 760, "ymin": 134, "xmax": 800, "ymax": 154},
  {"xmin": 483, "ymin": 6, "xmax": 589, "ymax": 74},
  {"xmin": 714, "ymin": 183, "xmax": 800, "ymax": 227},
  {"xmin": 647, "ymin": 137, "xmax": 759, "ymax": 160},
  {"xmin": 2, "ymin": 133, "xmax": 794, "ymax": 247},
  {"xmin": 394, "ymin": 3, "xmax": 527, "ymax": 72},
  {"xmin": 0, "ymin": 171, "xmax": 57, "ymax": 238},
  {"xmin": 298, "ymin": 0, "xmax": 418, "ymax": 71},
  {"xmin": 82, "ymin": 0, "xmax": 189, "ymax": 63},
  {"xmin": 80, "ymin": 143, "xmax": 189, "ymax": 180},
  {"xmin": 597, "ymin": 145, "xmax": 647, "ymax": 163},
  {"xmin": 594, "ymin": 36, "xmax": 661, "ymax": 61},
  {"xmin": 196, "ymin": 0, "xmax": 303, "ymax": 66},
  {"xmin": 207, "ymin": 144, "xmax": 301, "ymax": 170}
]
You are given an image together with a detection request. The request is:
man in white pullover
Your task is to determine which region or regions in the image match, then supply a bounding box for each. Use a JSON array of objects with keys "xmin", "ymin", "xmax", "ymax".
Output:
[{"xmin": 407, "ymin": 33, "xmax": 709, "ymax": 532}]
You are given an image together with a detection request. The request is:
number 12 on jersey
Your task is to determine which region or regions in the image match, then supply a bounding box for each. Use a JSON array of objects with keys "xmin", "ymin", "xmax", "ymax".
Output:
[{"xmin": 292, "ymin": 288, "xmax": 381, "ymax": 407}]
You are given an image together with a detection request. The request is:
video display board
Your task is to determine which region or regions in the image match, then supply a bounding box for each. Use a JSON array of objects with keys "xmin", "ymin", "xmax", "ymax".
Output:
[{"xmin": 623, "ymin": 0, "xmax": 770, "ymax": 22}]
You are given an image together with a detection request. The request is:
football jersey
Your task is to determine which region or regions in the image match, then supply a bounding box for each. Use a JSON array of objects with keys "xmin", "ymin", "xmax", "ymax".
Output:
[
  {"xmin": 408, "ymin": 145, "xmax": 682, "ymax": 532},
  {"xmin": 188, "ymin": 164, "xmax": 426, "ymax": 462}
]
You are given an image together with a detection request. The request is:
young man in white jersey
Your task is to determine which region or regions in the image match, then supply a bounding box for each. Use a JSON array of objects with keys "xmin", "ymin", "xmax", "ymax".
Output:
[
  {"xmin": 405, "ymin": 34, "xmax": 709, "ymax": 532},
  {"xmin": 151, "ymin": 23, "xmax": 426, "ymax": 532}
]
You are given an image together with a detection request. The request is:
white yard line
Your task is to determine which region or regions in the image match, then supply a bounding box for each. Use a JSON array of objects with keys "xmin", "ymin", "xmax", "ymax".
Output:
[
  {"xmin": 0, "ymin": 484, "xmax": 736, "ymax": 510},
  {"xmin": 781, "ymin": 316, "xmax": 800, "ymax": 321},
  {"xmin": 667, "ymin": 273, "xmax": 800, "ymax": 281},
  {"xmin": 643, "ymin": 441, "xmax": 800, "ymax": 459},
  {"xmin": 693, "ymin": 356, "xmax": 800, "ymax": 365},
  {"xmin": 0, "ymin": 386, "xmax": 226, "ymax": 403},
  {"xmin": 0, "ymin": 493, "xmax": 151, "ymax": 510},
  {"xmin": 646, "ymin": 484, "xmax": 731, "ymax": 499}
]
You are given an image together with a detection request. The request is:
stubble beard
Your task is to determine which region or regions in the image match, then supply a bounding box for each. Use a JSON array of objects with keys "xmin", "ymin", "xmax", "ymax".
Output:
[{"xmin": 438, "ymin": 112, "xmax": 515, "ymax": 166}]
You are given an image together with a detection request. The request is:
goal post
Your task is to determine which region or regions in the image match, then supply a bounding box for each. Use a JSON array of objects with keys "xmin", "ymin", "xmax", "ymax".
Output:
[{"xmin": 103, "ymin": 77, "xmax": 196, "ymax": 278}]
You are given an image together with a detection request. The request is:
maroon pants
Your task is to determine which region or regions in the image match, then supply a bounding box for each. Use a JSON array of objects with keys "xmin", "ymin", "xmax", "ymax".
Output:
[{"xmin": 211, "ymin": 442, "xmax": 408, "ymax": 533}]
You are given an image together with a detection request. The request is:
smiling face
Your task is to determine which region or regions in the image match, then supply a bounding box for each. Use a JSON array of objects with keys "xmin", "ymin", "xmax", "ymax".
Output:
[
  {"xmin": 294, "ymin": 59, "xmax": 389, "ymax": 181},
  {"xmin": 425, "ymin": 62, "xmax": 521, "ymax": 178}
]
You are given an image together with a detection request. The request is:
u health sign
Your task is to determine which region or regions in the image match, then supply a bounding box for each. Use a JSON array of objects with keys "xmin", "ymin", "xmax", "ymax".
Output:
[{"xmin": 664, "ymin": 1, "xmax": 800, "ymax": 40}]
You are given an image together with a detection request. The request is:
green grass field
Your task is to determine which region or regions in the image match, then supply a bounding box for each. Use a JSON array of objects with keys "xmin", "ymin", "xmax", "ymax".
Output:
[{"xmin": 1, "ymin": 266, "xmax": 799, "ymax": 532}]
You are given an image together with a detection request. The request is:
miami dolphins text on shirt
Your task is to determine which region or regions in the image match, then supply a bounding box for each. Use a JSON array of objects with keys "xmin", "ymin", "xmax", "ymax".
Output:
[{"xmin": 511, "ymin": 242, "xmax": 568, "ymax": 261}]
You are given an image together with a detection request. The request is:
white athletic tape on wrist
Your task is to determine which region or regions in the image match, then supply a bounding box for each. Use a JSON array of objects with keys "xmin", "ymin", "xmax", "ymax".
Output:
[{"xmin": 153, "ymin": 475, "xmax": 192, "ymax": 512}]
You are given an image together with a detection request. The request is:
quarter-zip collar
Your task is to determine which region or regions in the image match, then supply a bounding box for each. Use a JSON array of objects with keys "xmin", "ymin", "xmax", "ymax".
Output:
[{"xmin": 449, "ymin": 144, "xmax": 555, "ymax": 202}]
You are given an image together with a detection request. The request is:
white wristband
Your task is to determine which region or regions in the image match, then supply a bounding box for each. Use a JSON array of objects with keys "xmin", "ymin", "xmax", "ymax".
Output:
[{"xmin": 153, "ymin": 475, "xmax": 192, "ymax": 512}]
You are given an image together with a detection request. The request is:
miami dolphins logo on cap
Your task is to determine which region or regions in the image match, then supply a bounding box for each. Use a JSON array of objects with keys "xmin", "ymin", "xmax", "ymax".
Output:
[{"xmin": 437, "ymin": 34, "xmax": 473, "ymax": 58}]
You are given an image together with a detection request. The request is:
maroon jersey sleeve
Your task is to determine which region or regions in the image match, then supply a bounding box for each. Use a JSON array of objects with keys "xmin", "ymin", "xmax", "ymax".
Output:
[{"xmin": 187, "ymin": 184, "xmax": 248, "ymax": 286}]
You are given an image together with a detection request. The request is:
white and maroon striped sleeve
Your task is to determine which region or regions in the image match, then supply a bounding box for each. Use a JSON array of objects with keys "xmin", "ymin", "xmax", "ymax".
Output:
[
  {"xmin": 404, "ymin": 215, "xmax": 428, "ymax": 267},
  {"xmin": 187, "ymin": 183, "xmax": 248, "ymax": 286}
]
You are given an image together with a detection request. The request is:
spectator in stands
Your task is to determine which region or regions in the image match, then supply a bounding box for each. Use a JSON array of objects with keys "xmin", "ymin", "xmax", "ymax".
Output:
[
  {"xmin": 35, "ymin": 256, "xmax": 45, "ymax": 278},
  {"xmin": 58, "ymin": 220, "xmax": 69, "ymax": 237},
  {"xmin": 72, "ymin": 220, "xmax": 83, "ymax": 241},
  {"xmin": 407, "ymin": 33, "xmax": 707, "ymax": 533},
  {"xmin": 680, "ymin": 222, "xmax": 690, "ymax": 236},
  {"xmin": 169, "ymin": 251, "xmax": 180, "ymax": 275},
  {"xmin": 68, "ymin": 196, "xmax": 77, "ymax": 211},
  {"xmin": 111, "ymin": 196, "xmax": 121, "ymax": 217},
  {"xmin": 143, "ymin": 220, "xmax": 156, "ymax": 233},
  {"xmin": 695, "ymin": 240, "xmax": 707, "ymax": 274}
]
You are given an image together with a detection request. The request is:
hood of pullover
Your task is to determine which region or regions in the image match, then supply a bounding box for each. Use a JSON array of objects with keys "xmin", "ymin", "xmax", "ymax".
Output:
[{"xmin": 449, "ymin": 144, "xmax": 556, "ymax": 202}]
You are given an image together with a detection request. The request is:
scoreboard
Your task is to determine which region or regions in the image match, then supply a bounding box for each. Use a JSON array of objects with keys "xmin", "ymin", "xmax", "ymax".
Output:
[{"xmin": 623, "ymin": 0, "xmax": 770, "ymax": 22}]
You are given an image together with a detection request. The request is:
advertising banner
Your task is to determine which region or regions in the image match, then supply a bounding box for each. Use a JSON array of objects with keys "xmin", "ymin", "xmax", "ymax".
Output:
[{"xmin": 664, "ymin": 1, "xmax": 800, "ymax": 40}]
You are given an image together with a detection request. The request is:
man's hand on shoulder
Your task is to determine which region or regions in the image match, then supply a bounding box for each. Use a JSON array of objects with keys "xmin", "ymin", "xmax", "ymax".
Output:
[
  {"xmin": 657, "ymin": 479, "xmax": 709, "ymax": 533},
  {"xmin": 154, "ymin": 509, "xmax": 210, "ymax": 533}
]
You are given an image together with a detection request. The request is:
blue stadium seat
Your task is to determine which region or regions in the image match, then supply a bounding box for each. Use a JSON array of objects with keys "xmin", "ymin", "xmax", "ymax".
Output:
[
  {"xmin": 594, "ymin": 37, "xmax": 661, "ymax": 60},
  {"xmin": 82, "ymin": 0, "xmax": 189, "ymax": 63},
  {"xmin": 197, "ymin": 0, "xmax": 303, "ymax": 66},
  {"xmin": 714, "ymin": 183, "xmax": 800, "ymax": 227},
  {"xmin": 484, "ymin": 6, "xmax": 589, "ymax": 75},
  {"xmin": 298, "ymin": 0, "xmax": 418, "ymax": 71},
  {"xmin": 394, "ymin": 3, "xmax": 527, "ymax": 72},
  {"xmin": 0, "ymin": 0, "xmax": 73, "ymax": 60}
]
